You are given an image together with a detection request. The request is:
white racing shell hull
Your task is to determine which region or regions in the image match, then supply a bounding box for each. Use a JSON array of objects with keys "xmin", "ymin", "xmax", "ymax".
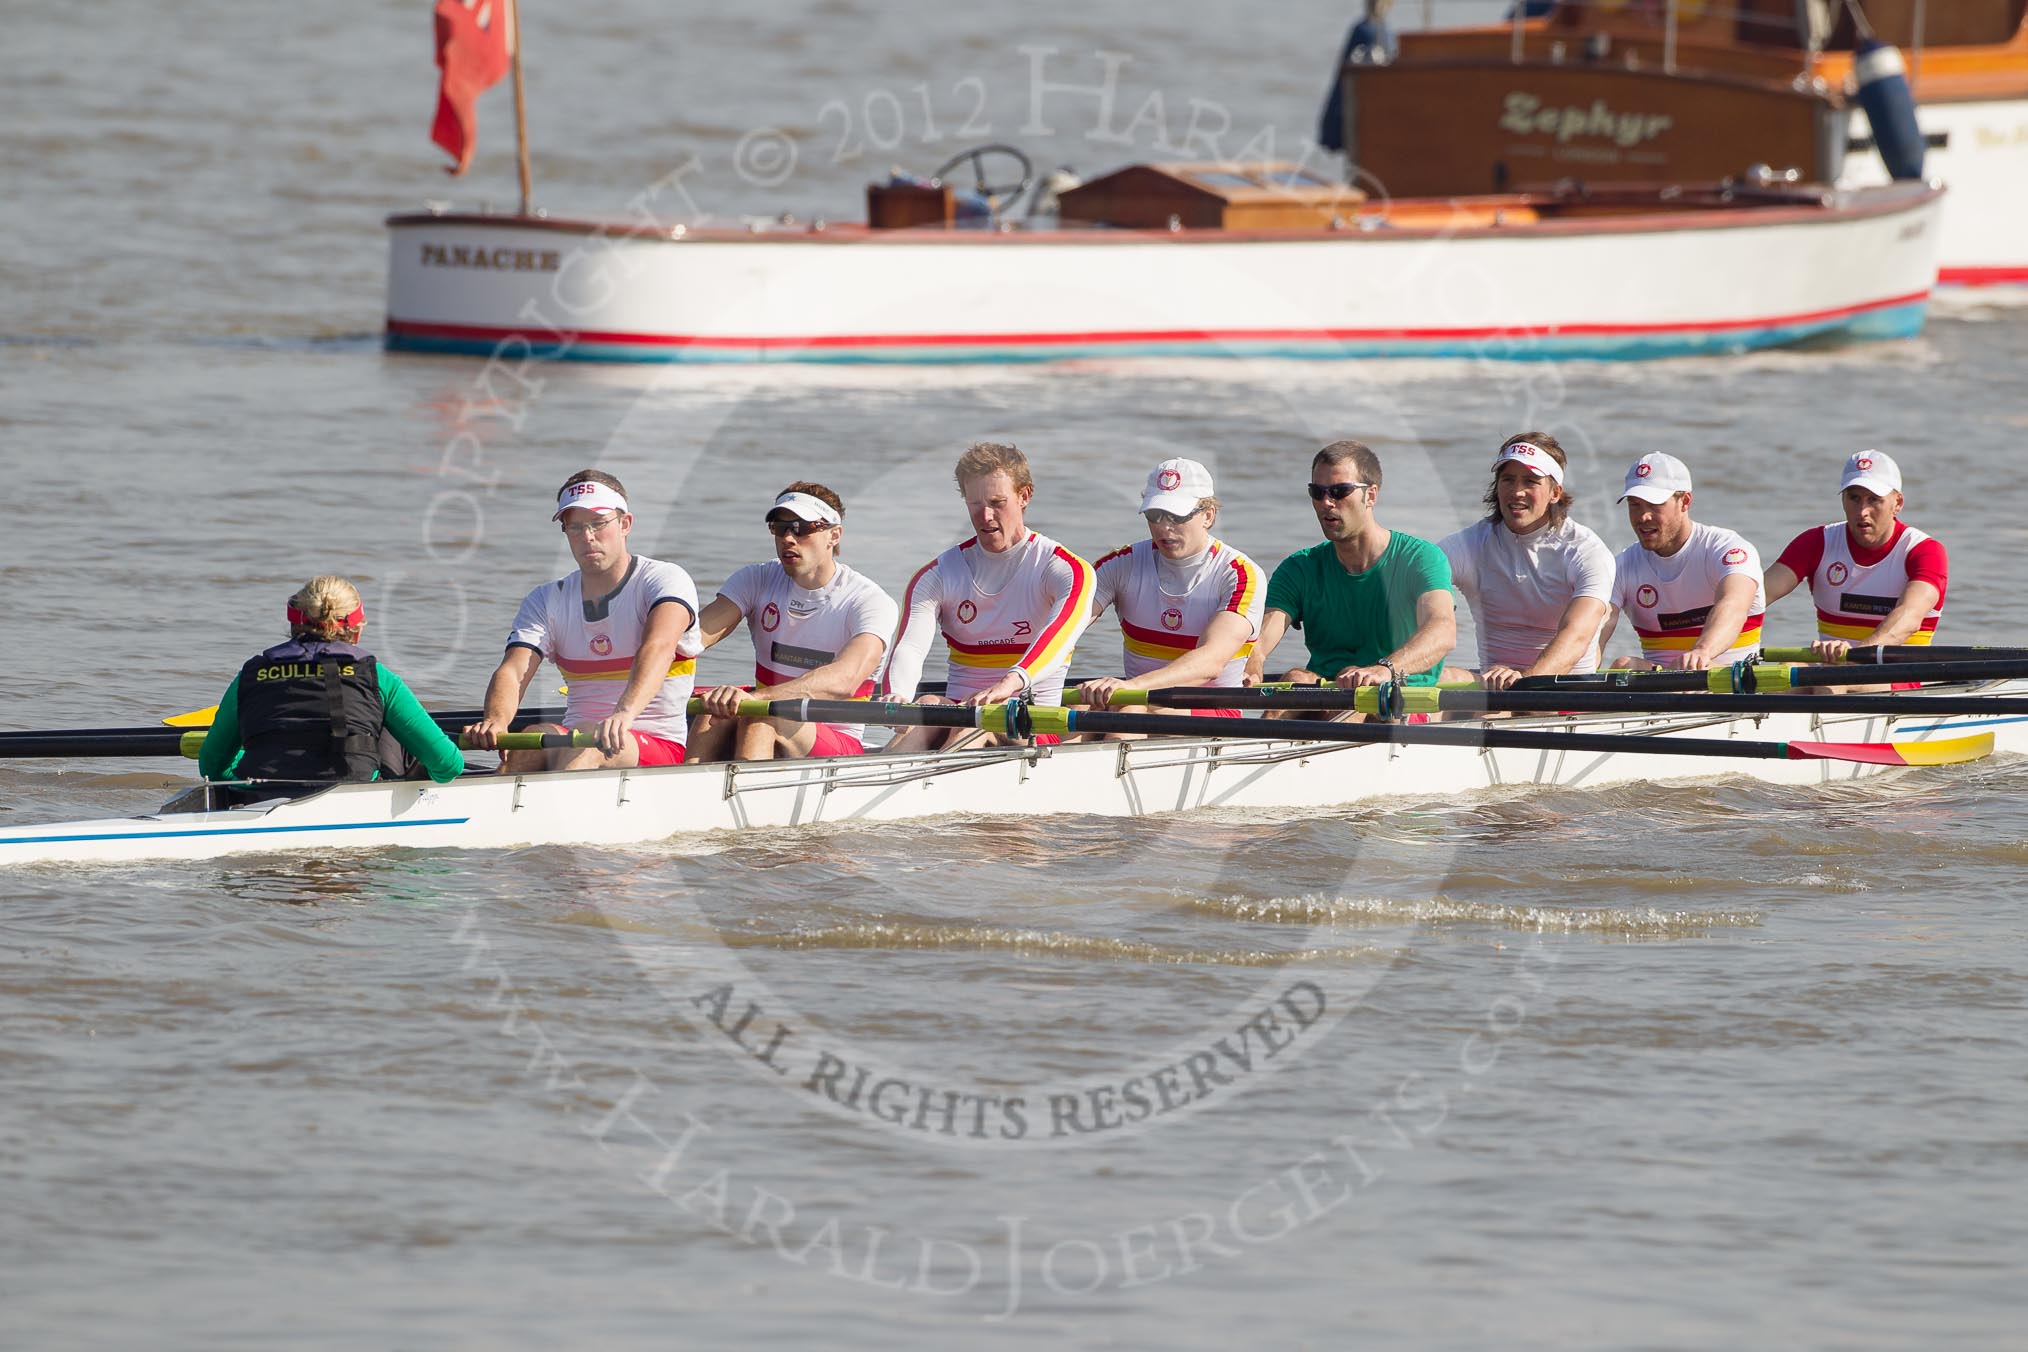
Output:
[
  {"xmin": 0, "ymin": 699, "xmax": 2016, "ymax": 867},
  {"xmin": 383, "ymin": 183, "xmax": 1942, "ymax": 363}
]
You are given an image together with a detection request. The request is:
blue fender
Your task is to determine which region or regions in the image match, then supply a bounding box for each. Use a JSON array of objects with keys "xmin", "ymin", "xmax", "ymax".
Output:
[{"xmin": 1854, "ymin": 38, "xmax": 1925, "ymax": 180}]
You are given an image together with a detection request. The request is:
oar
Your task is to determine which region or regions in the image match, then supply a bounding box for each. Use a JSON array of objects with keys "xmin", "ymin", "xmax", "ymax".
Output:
[
  {"xmin": 1515, "ymin": 659, "xmax": 2028, "ymax": 693},
  {"xmin": 715, "ymin": 698, "xmax": 1993, "ymax": 768},
  {"xmin": 0, "ymin": 729, "xmax": 596, "ymax": 761},
  {"xmin": 1095, "ymin": 685, "xmax": 2028, "ymax": 719},
  {"xmin": 1762, "ymin": 645, "xmax": 2028, "ymax": 665}
]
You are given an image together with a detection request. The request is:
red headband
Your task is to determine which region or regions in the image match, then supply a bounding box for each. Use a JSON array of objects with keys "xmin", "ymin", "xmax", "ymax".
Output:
[{"xmin": 288, "ymin": 603, "xmax": 365, "ymax": 629}]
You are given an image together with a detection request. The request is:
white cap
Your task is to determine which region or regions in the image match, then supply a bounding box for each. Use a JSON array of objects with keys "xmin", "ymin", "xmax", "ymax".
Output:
[
  {"xmin": 553, "ymin": 480, "xmax": 629, "ymax": 519},
  {"xmin": 1493, "ymin": 440, "xmax": 1564, "ymax": 485},
  {"xmin": 768, "ymin": 490, "xmax": 842, "ymax": 526},
  {"xmin": 1140, "ymin": 457, "xmax": 1215, "ymax": 515},
  {"xmin": 1840, "ymin": 450, "xmax": 1901, "ymax": 496},
  {"xmin": 1618, "ymin": 452, "xmax": 1692, "ymax": 504}
]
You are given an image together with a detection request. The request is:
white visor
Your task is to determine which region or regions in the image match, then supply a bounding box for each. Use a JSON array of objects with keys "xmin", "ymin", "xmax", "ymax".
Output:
[
  {"xmin": 769, "ymin": 491, "xmax": 842, "ymax": 526},
  {"xmin": 1493, "ymin": 442, "xmax": 1564, "ymax": 485},
  {"xmin": 553, "ymin": 481, "xmax": 629, "ymax": 519}
]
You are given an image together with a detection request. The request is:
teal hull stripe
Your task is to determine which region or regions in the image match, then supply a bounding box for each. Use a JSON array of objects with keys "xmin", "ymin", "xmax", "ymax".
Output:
[
  {"xmin": 386, "ymin": 302, "xmax": 1929, "ymax": 366},
  {"xmin": 0, "ymin": 816, "xmax": 472, "ymax": 849}
]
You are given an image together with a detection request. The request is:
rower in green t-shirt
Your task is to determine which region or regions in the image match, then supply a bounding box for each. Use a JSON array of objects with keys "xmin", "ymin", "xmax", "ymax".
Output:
[{"xmin": 1246, "ymin": 440, "xmax": 1457, "ymax": 693}]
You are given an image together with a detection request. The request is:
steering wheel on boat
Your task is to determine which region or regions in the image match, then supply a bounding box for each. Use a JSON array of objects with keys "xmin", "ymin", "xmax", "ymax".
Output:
[{"xmin": 932, "ymin": 143, "xmax": 1035, "ymax": 205}]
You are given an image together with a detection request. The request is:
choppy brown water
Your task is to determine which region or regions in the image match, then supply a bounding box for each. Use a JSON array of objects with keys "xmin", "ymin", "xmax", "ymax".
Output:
[{"xmin": 5, "ymin": 1, "xmax": 2028, "ymax": 1346}]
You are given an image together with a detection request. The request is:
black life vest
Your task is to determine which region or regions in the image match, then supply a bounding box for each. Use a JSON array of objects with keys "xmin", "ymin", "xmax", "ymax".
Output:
[{"xmin": 234, "ymin": 640, "xmax": 385, "ymax": 784}]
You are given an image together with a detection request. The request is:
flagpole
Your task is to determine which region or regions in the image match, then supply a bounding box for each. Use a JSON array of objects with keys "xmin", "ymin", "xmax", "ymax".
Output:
[{"xmin": 509, "ymin": 0, "xmax": 532, "ymax": 215}]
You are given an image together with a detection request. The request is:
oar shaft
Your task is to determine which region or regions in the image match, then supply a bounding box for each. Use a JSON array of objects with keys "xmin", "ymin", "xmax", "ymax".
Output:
[
  {"xmin": 1031, "ymin": 707, "xmax": 1807, "ymax": 760},
  {"xmin": 723, "ymin": 698, "xmax": 1022, "ymax": 735},
  {"xmin": 1761, "ymin": 645, "xmax": 2028, "ymax": 665},
  {"xmin": 1516, "ymin": 660, "xmax": 2028, "ymax": 693},
  {"xmin": 1123, "ymin": 686, "xmax": 2028, "ymax": 718}
]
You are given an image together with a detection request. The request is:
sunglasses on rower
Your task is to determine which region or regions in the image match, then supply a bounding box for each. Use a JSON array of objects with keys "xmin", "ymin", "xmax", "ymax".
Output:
[
  {"xmin": 767, "ymin": 516, "xmax": 834, "ymax": 538},
  {"xmin": 1307, "ymin": 481, "xmax": 1373, "ymax": 501},
  {"xmin": 1142, "ymin": 507, "xmax": 1202, "ymax": 527}
]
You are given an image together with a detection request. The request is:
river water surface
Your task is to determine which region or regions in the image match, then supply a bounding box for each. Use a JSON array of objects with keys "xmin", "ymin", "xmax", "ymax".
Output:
[{"xmin": 5, "ymin": 1, "xmax": 2028, "ymax": 1347}]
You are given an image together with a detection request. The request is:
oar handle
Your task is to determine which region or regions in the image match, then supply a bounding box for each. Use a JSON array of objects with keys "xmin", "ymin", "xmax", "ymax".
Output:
[{"xmin": 458, "ymin": 731, "xmax": 596, "ymax": 751}]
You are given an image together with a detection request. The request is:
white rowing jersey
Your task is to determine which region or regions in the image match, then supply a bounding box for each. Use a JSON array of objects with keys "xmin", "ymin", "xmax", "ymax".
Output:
[
  {"xmin": 1090, "ymin": 538, "xmax": 1264, "ymax": 684},
  {"xmin": 1612, "ymin": 522, "xmax": 1765, "ymax": 662},
  {"xmin": 507, "ymin": 556, "xmax": 703, "ymax": 742},
  {"xmin": 885, "ymin": 530, "xmax": 1095, "ymax": 704},
  {"xmin": 716, "ymin": 560, "xmax": 898, "ymax": 744},
  {"xmin": 1438, "ymin": 516, "xmax": 1615, "ymax": 672},
  {"xmin": 1806, "ymin": 522, "xmax": 1945, "ymax": 644}
]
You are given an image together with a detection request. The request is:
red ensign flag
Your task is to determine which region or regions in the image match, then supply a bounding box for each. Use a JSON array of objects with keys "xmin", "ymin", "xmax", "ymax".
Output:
[{"xmin": 431, "ymin": 0, "xmax": 514, "ymax": 175}]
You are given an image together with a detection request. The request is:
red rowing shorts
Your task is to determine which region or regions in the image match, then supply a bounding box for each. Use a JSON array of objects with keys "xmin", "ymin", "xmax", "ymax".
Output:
[
  {"xmin": 1190, "ymin": 706, "xmax": 1242, "ymax": 719},
  {"xmin": 808, "ymin": 724, "xmax": 864, "ymax": 758},
  {"xmin": 633, "ymin": 731, "xmax": 687, "ymax": 766}
]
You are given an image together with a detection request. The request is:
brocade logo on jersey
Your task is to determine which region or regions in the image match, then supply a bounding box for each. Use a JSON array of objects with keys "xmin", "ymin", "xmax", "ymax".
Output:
[{"xmin": 1637, "ymin": 584, "xmax": 1659, "ymax": 609}]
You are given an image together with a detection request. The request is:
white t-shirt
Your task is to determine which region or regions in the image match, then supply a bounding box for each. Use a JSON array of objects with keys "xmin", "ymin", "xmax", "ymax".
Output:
[
  {"xmin": 1439, "ymin": 516, "xmax": 1615, "ymax": 672},
  {"xmin": 507, "ymin": 556, "xmax": 703, "ymax": 742},
  {"xmin": 1612, "ymin": 522, "xmax": 1766, "ymax": 661},
  {"xmin": 1090, "ymin": 538, "xmax": 1265, "ymax": 685},
  {"xmin": 716, "ymin": 560, "xmax": 898, "ymax": 743},
  {"xmin": 884, "ymin": 531, "xmax": 1095, "ymax": 704}
]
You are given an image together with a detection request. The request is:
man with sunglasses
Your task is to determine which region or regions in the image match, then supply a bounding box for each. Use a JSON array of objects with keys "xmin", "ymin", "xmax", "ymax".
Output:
[
  {"xmin": 688, "ymin": 483, "xmax": 898, "ymax": 760},
  {"xmin": 1245, "ymin": 440, "xmax": 1456, "ymax": 694},
  {"xmin": 1077, "ymin": 458, "xmax": 1264, "ymax": 726},
  {"xmin": 463, "ymin": 469, "xmax": 703, "ymax": 771}
]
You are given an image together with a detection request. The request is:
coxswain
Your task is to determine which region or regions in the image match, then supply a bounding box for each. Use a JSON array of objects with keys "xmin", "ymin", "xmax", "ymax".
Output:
[
  {"xmin": 1244, "ymin": 440, "xmax": 1457, "ymax": 711},
  {"xmin": 1076, "ymin": 457, "xmax": 1264, "ymax": 734},
  {"xmin": 196, "ymin": 576, "xmax": 464, "ymax": 801},
  {"xmin": 882, "ymin": 442, "xmax": 1095, "ymax": 753},
  {"xmin": 1436, "ymin": 434, "xmax": 1615, "ymax": 691},
  {"xmin": 1597, "ymin": 452, "xmax": 1765, "ymax": 671},
  {"xmin": 463, "ymin": 470, "xmax": 703, "ymax": 771},
  {"xmin": 1763, "ymin": 450, "xmax": 1946, "ymax": 661},
  {"xmin": 688, "ymin": 483, "xmax": 899, "ymax": 760}
]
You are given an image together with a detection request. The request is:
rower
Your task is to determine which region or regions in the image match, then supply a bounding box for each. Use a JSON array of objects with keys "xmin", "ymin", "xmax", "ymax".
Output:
[
  {"xmin": 1763, "ymin": 451, "xmax": 1947, "ymax": 662},
  {"xmin": 1076, "ymin": 458, "xmax": 1265, "ymax": 735},
  {"xmin": 688, "ymin": 483, "xmax": 898, "ymax": 760},
  {"xmin": 882, "ymin": 442, "xmax": 1096, "ymax": 753},
  {"xmin": 1244, "ymin": 440, "xmax": 1456, "ymax": 711},
  {"xmin": 1598, "ymin": 452, "xmax": 1765, "ymax": 672},
  {"xmin": 197, "ymin": 576, "xmax": 464, "ymax": 802},
  {"xmin": 463, "ymin": 471, "xmax": 703, "ymax": 771},
  {"xmin": 1436, "ymin": 434, "xmax": 1615, "ymax": 691}
]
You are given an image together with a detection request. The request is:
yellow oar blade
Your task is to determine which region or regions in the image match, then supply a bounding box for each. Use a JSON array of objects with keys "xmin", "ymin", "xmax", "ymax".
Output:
[
  {"xmin": 164, "ymin": 705, "xmax": 219, "ymax": 728},
  {"xmin": 1893, "ymin": 731, "xmax": 1995, "ymax": 766}
]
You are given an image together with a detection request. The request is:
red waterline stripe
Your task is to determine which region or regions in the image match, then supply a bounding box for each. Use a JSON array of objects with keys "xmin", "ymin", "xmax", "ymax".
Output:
[
  {"xmin": 386, "ymin": 290, "xmax": 1928, "ymax": 352},
  {"xmin": 1937, "ymin": 266, "xmax": 2028, "ymax": 287}
]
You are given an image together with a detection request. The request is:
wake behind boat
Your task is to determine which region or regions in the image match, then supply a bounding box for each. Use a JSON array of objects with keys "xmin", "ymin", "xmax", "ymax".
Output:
[{"xmin": 0, "ymin": 691, "xmax": 2013, "ymax": 867}]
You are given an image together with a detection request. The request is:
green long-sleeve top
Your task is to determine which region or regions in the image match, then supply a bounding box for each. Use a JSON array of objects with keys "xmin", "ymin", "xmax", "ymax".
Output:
[{"xmin": 198, "ymin": 665, "xmax": 466, "ymax": 784}]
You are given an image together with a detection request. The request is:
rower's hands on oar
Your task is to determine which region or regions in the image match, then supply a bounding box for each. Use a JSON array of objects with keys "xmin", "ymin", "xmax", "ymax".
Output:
[
  {"xmin": 461, "ymin": 716, "xmax": 511, "ymax": 750},
  {"xmin": 1481, "ymin": 665, "xmax": 1524, "ymax": 692},
  {"xmin": 964, "ymin": 673, "xmax": 1025, "ymax": 707},
  {"xmin": 1078, "ymin": 677, "xmax": 1130, "ymax": 708},
  {"xmin": 1812, "ymin": 639, "xmax": 1853, "ymax": 663},
  {"xmin": 590, "ymin": 710, "xmax": 636, "ymax": 757},
  {"xmin": 1280, "ymin": 667, "xmax": 1322, "ymax": 686},
  {"xmin": 1332, "ymin": 665, "xmax": 1389, "ymax": 689},
  {"xmin": 696, "ymin": 684, "xmax": 752, "ymax": 718}
]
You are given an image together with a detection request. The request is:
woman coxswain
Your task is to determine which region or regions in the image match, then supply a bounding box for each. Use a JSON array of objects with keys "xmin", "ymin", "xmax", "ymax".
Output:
[{"xmin": 196, "ymin": 576, "xmax": 465, "ymax": 801}]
